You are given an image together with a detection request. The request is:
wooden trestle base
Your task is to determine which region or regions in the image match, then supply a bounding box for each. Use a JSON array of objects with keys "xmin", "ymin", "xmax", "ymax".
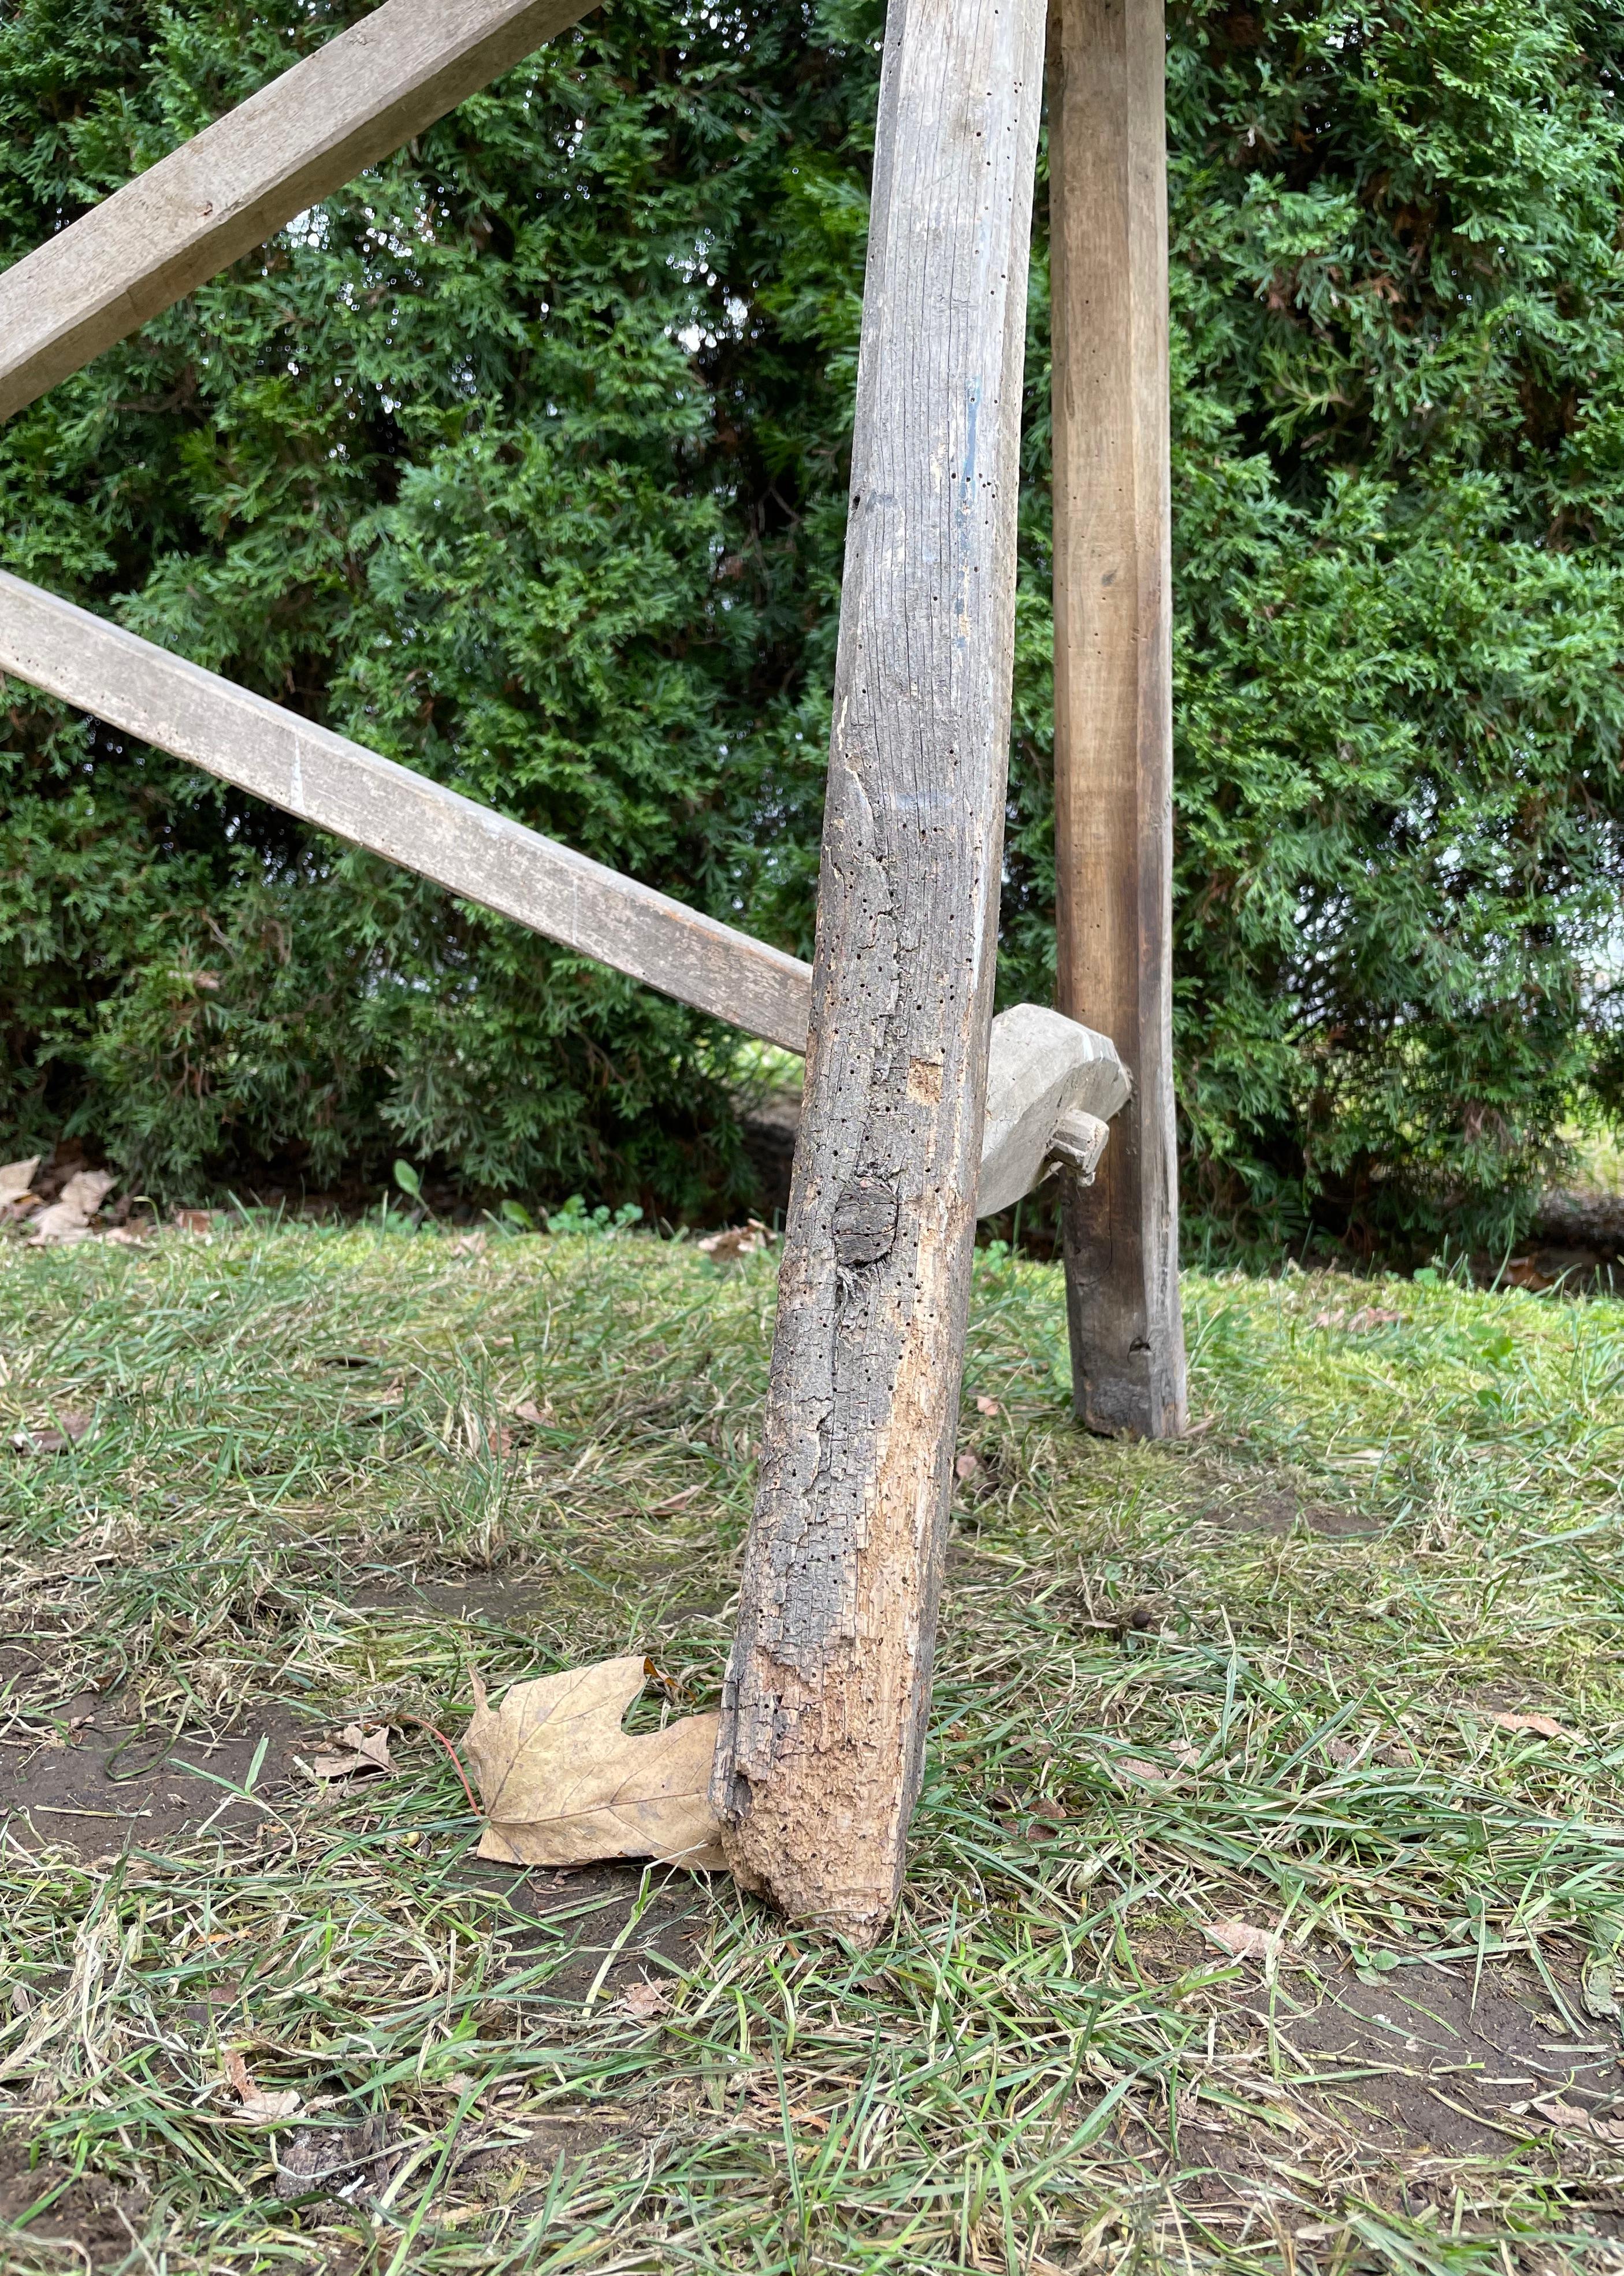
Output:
[{"xmin": 0, "ymin": 0, "xmax": 1187, "ymax": 1940}]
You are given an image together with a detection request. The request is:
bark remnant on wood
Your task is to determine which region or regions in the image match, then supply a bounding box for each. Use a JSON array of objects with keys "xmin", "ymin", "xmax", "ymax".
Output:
[
  {"xmin": 1048, "ymin": 0, "xmax": 1188, "ymax": 1439},
  {"xmin": 710, "ymin": 0, "xmax": 1047, "ymax": 1941}
]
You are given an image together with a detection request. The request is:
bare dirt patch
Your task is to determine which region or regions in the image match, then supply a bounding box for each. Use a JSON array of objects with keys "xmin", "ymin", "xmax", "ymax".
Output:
[
  {"xmin": 0, "ymin": 2132, "xmax": 147, "ymax": 2273},
  {"xmin": 1118, "ymin": 1937, "xmax": 1624, "ymax": 2238},
  {"xmin": 471, "ymin": 1857, "xmax": 714, "ymax": 2006},
  {"xmin": 0, "ymin": 1700, "xmax": 314, "ymax": 1859}
]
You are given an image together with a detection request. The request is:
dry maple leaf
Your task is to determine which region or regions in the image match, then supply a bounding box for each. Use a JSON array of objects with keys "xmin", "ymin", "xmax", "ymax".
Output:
[
  {"xmin": 28, "ymin": 1169, "xmax": 117, "ymax": 1246},
  {"xmin": 1209, "ymin": 1918, "xmax": 1280, "ymax": 1965},
  {"xmin": 1112, "ymin": 1755, "xmax": 1172, "ymax": 1785},
  {"xmin": 0, "ymin": 1156, "xmax": 39, "ymax": 1208},
  {"xmin": 464, "ymin": 1655, "xmax": 727, "ymax": 1870},
  {"xmin": 615, "ymin": 1978, "xmax": 671, "ymax": 2021},
  {"xmin": 696, "ymin": 1220, "xmax": 772, "ymax": 1263},
  {"xmin": 310, "ymin": 1723, "xmax": 393, "ymax": 1780},
  {"xmin": 1490, "ymin": 1711, "xmax": 1570, "ymax": 1740}
]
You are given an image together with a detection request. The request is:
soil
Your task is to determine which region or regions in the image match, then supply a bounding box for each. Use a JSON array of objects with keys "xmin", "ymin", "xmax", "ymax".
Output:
[
  {"xmin": 1201, "ymin": 1487, "xmax": 1383, "ymax": 1540},
  {"xmin": 0, "ymin": 2132, "xmax": 148, "ymax": 2273},
  {"xmin": 1284, "ymin": 1951, "xmax": 1622, "ymax": 2158},
  {"xmin": 1119, "ymin": 1935, "xmax": 1624, "ymax": 2221},
  {"xmin": 0, "ymin": 1699, "xmax": 317, "ymax": 1861},
  {"xmin": 470, "ymin": 1855, "xmax": 714, "ymax": 2006}
]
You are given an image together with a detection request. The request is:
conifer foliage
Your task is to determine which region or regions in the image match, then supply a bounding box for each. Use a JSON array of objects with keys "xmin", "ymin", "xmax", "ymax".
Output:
[{"xmin": 1, "ymin": 0, "xmax": 1621, "ymax": 1248}]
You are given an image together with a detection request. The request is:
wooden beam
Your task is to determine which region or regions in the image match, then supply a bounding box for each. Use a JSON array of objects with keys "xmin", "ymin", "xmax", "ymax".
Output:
[
  {"xmin": 0, "ymin": 570, "xmax": 811, "ymax": 1053},
  {"xmin": 0, "ymin": 574, "xmax": 1132, "ymax": 1209},
  {"xmin": 1047, "ymin": 0, "xmax": 1187, "ymax": 1439},
  {"xmin": 709, "ymin": 0, "xmax": 1047, "ymax": 1941},
  {"xmin": 0, "ymin": 0, "xmax": 594, "ymax": 425}
]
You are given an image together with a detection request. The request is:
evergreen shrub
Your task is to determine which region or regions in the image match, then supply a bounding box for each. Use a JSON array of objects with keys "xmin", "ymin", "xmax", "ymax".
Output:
[{"xmin": 2, "ymin": 0, "xmax": 1621, "ymax": 1251}]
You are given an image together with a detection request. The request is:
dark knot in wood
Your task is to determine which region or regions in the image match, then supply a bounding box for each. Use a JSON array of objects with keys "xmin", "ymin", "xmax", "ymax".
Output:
[{"xmin": 831, "ymin": 1175, "xmax": 899, "ymax": 1270}]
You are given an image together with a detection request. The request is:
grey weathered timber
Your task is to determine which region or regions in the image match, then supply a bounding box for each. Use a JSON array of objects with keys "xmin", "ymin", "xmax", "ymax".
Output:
[
  {"xmin": 710, "ymin": 0, "xmax": 1047, "ymax": 1940},
  {"xmin": 975, "ymin": 1004, "xmax": 1127, "ymax": 1219},
  {"xmin": 0, "ymin": 570, "xmax": 809, "ymax": 1053},
  {"xmin": 0, "ymin": 0, "xmax": 594, "ymax": 424},
  {"xmin": 1048, "ymin": 0, "xmax": 1187, "ymax": 1439}
]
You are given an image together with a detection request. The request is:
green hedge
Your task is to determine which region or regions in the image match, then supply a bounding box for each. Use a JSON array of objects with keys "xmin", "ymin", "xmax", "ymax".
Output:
[{"xmin": 3, "ymin": 0, "xmax": 1622, "ymax": 1249}]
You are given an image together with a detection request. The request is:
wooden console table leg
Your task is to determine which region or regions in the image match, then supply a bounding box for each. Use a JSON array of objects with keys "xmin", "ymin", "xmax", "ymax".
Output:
[
  {"xmin": 1049, "ymin": 0, "xmax": 1187, "ymax": 1440},
  {"xmin": 710, "ymin": 0, "xmax": 1047, "ymax": 1940}
]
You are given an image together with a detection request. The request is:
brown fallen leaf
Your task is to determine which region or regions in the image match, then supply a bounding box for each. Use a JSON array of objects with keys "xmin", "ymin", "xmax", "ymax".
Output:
[
  {"xmin": 954, "ymin": 1451, "xmax": 982, "ymax": 1481},
  {"xmin": 309, "ymin": 1723, "xmax": 393, "ymax": 1780},
  {"xmin": 514, "ymin": 1396, "xmax": 553, "ymax": 1426},
  {"xmin": 1490, "ymin": 1711, "xmax": 1570, "ymax": 1740},
  {"xmin": 1533, "ymin": 2095, "xmax": 1624, "ymax": 2146},
  {"xmin": 1209, "ymin": 1918, "xmax": 1280, "ymax": 1965},
  {"xmin": 28, "ymin": 1168, "xmax": 118, "ymax": 1246},
  {"xmin": 1112, "ymin": 1755, "xmax": 1173, "ymax": 1785},
  {"xmin": 10, "ymin": 1410, "xmax": 92, "ymax": 1456},
  {"xmin": 1326, "ymin": 1733, "xmax": 1415, "ymax": 1769},
  {"xmin": 172, "ymin": 1207, "xmax": 213, "ymax": 1236},
  {"xmin": 464, "ymin": 1655, "xmax": 727, "ymax": 1870},
  {"xmin": 223, "ymin": 2046, "xmax": 302, "ymax": 2125},
  {"xmin": 0, "ymin": 1156, "xmax": 39, "ymax": 1208},
  {"xmin": 1347, "ymin": 1306, "xmax": 1404, "ymax": 1332},
  {"xmin": 449, "ymin": 1230, "xmax": 486, "ymax": 1257},
  {"xmin": 696, "ymin": 1220, "xmax": 772, "ymax": 1263},
  {"xmin": 974, "ymin": 1395, "xmax": 1001, "ymax": 1417},
  {"xmin": 616, "ymin": 1978, "xmax": 671, "ymax": 2021}
]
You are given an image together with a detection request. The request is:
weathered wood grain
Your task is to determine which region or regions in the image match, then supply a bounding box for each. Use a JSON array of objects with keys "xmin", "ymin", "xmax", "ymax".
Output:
[
  {"xmin": 0, "ymin": 0, "xmax": 594, "ymax": 424},
  {"xmin": 975, "ymin": 1004, "xmax": 1127, "ymax": 1219},
  {"xmin": 0, "ymin": 570, "xmax": 809, "ymax": 1053},
  {"xmin": 709, "ymin": 0, "xmax": 1047, "ymax": 1939},
  {"xmin": 1048, "ymin": 0, "xmax": 1188, "ymax": 1438}
]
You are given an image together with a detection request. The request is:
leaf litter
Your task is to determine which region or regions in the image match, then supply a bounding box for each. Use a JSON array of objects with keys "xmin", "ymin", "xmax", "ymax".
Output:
[
  {"xmin": 28, "ymin": 1169, "xmax": 118, "ymax": 1246},
  {"xmin": 222, "ymin": 2048, "xmax": 300, "ymax": 2125},
  {"xmin": 0, "ymin": 1156, "xmax": 39, "ymax": 1209},
  {"xmin": 307, "ymin": 1722, "xmax": 394, "ymax": 1781}
]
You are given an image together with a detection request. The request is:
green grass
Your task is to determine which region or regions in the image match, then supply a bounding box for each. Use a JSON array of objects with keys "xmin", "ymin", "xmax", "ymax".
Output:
[{"xmin": 2, "ymin": 1218, "xmax": 1623, "ymax": 2271}]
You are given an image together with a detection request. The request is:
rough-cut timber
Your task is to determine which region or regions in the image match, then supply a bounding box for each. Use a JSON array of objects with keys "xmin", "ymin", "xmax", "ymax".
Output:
[
  {"xmin": 0, "ymin": 0, "xmax": 594, "ymax": 424},
  {"xmin": 710, "ymin": 0, "xmax": 1047, "ymax": 1940},
  {"xmin": 0, "ymin": 570, "xmax": 808, "ymax": 1053},
  {"xmin": 1048, "ymin": 0, "xmax": 1188, "ymax": 1439}
]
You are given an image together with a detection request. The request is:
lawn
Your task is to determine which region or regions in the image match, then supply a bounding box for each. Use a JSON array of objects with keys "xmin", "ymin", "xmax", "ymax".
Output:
[{"xmin": 2, "ymin": 1217, "xmax": 1623, "ymax": 2273}]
